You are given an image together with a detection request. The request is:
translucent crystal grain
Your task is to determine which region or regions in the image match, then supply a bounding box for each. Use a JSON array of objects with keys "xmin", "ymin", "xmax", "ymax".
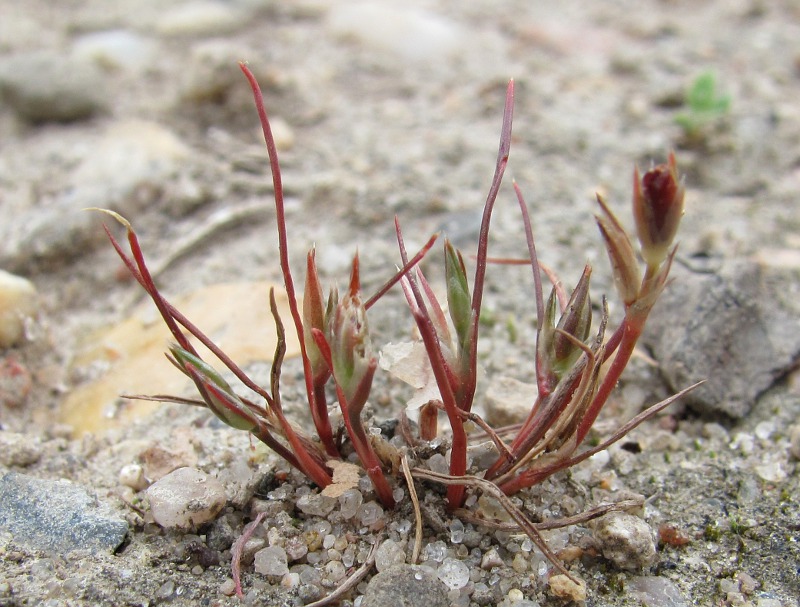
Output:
[
  {"xmin": 424, "ymin": 540, "xmax": 448, "ymax": 563},
  {"xmin": 296, "ymin": 493, "xmax": 336, "ymax": 516},
  {"xmin": 437, "ymin": 557, "xmax": 469, "ymax": 590},
  {"xmin": 449, "ymin": 519, "xmax": 465, "ymax": 544},
  {"xmin": 357, "ymin": 501, "xmax": 383, "ymax": 526},
  {"xmin": 339, "ymin": 489, "xmax": 363, "ymax": 520}
]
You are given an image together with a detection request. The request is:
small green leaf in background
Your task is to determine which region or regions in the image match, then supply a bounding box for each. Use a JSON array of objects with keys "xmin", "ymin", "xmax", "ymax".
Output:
[{"xmin": 675, "ymin": 71, "xmax": 731, "ymax": 137}]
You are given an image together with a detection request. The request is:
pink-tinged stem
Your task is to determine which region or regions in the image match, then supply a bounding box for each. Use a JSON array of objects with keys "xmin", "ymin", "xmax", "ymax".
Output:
[
  {"xmin": 511, "ymin": 181, "xmax": 547, "ymax": 394},
  {"xmin": 364, "ymin": 232, "xmax": 439, "ymax": 310},
  {"xmin": 465, "ymin": 79, "xmax": 515, "ymax": 414},
  {"xmin": 311, "ymin": 329, "xmax": 395, "ymax": 508},
  {"xmin": 575, "ymin": 313, "xmax": 643, "ymax": 445},
  {"xmin": 239, "ymin": 62, "xmax": 333, "ymax": 455},
  {"xmin": 498, "ymin": 381, "xmax": 701, "ymax": 495},
  {"xmin": 395, "ymin": 219, "xmax": 468, "ymax": 509}
]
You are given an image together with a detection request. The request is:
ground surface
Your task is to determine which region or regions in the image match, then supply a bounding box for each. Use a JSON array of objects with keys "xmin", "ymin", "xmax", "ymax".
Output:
[{"xmin": 1, "ymin": 1, "xmax": 799, "ymax": 606}]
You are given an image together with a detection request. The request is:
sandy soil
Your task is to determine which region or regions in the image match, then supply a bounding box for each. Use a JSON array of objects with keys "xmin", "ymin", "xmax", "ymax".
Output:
[{"xmin": 1, "ymin": 1, "xmax": 799, "ymax": 606}]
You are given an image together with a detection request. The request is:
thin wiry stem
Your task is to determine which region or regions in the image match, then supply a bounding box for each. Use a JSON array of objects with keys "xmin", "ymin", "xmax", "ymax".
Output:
[
  {"xmin": 239, "ymin": 62, "xmax": 332, "ymax": 455},
  {"xmin": 401, "ymin": 453, "xmax": 423, "ymax": 564},
  {"xmin": 465, "ymin": 79, "xmax": 515, "ymax": 414},
  {"xmin": 395, "ymin": 219, "xmax": 468, "ymax": 509}
]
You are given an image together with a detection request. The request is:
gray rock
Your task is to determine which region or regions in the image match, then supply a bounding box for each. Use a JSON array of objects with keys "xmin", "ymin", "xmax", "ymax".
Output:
[
  {"xmin": 0, "ymin": 51, "xmax": 107, "ymax": 123},
  {"xmin": 0, "ymin": 432, "xmax": 41, "ymax": 467},
  {"xmin": 0, "ymin": 472, "xmax": 128, "ymax": 554},
  {"xmin": 642, "ymin": 259, "xmax": 800, "ymax": 418},
  {"xmin": 0, "ymin": 120, "xmax": 191, "ymax": 272},
  {"xmin": 361, "ymin": 564, "xmax": 449, "ymax": 607}
]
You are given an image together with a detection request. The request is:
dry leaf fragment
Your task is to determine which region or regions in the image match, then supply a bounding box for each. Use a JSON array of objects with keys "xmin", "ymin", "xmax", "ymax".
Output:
[{"xmin": 321, "ymin": 460, "xmax": 362, "ymax": 498}]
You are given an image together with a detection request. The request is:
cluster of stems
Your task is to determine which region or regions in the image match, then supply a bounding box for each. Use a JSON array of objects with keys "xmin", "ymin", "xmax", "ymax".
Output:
[{"xmin": 99, "ymin": 63, "xmax": 687, "ymax": 512}]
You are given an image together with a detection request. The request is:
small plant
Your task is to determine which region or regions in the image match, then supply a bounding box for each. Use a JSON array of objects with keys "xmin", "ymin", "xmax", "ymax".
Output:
[
  {"xmin": 674, "ymin": 70, "xmax": 731, "ymax": 141},
  {"xmin": 96, "ymin": 62, "xmax": 698, "ymax": 586}
]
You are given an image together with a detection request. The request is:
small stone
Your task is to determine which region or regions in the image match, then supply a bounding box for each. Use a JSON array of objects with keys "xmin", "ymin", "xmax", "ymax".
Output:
[
  {"xmin": 361, "ymin": 564, "xmax": 449, "ymax": 607},
  {"xmin": 253, "ymin": 545, "xmax": 289, "ymax": 577},
  {"xmin": 483, "ymin": 375, "xmax": 537, "ymax": 426},
  {"xmin": 507, "ymin": 588, "xmax": 524, "ymax": 603},
  {"xmin": 73, "ymin": 30, "xmax": 159, "ymax": 72},
  {"xmin": 285, "ymin": 535, "xmax": 308, "ymax": 562},
  {"xmin": 156, "ymin": 1, "xmax": 249, "ymax": 36},
  {"xmin": 0, "ymin": 271, "xmax": 38, "ymax": 348},
  {"xmin": 593, "ymin": 512, "xmax": 657, "ymax": 570},
  {"xmin": 324, "ymin": 560, "xmax": 346, "ymax": 582},
  {"xmin": 146, "ymin": 467, "xmax": 226, "ymax": 530},
  {"xmin": 119, "ymin": 464, "xmax": 148, "ymax": 491},
  {"xmin": 339, "ymin": 488, "xmax": 363, "ymax": 519},
  {"xmin": 481, "ymin": 547, "xmax": 503, "ymax": 570},
  {"xmin": 549, "ymin": 574, "xmax": 587, "ymax": 602},
  {"xmin": 437, "ymin": 557, "xmax": 470, "ymax": 590},
  {"xmin": 787, "ymin": 425, "xmax": 800, "ymax": 460},
  {"xmin": 424, "ymin": 540, "xmax": 448, "ymax": 563},
  {"xmin": 357, "ymin": 501, "xmax": 384, "ymax": 526},
  {"xmin": 298, "ymin": 584, "xmax": 323, "ymax": 604},
  {"xmin": 296, "ymin": 493, "xmax": 336, "ymax": 516},
  {"xmin": 0, "ymin": 51, "xmax": 107, "ymax": 122},
  {"xmin": 326, "ymin": 4, "xmax": 463, "ymax": 64},
  {"xmin": 375, "ymin": 539, "xmax": 406, "ymax": 572},
  {"xmin": 281, "ymin": 572, "xmax": 300, "ymax": 589},
  {"xmin": 448, "ymin": 519, "xmax": 465, "ymax": 544},
  {"xmin": 219, "ymin": 578, "xmax": 236, "ymax": 596},
  {"xmin": 511, "ymin": 552, "xmax": 528, "ymax": 573},
  {"xmin": 0, "ymin": 472, "xmax": 128, "ymax": 554},
  {"xmin": 156, "ymin": 580, "xmax": 175, "ymax": 600},
  {"xmin": 0, "ymin": 432, "xmax": 41, "ymax": 467},
  {"xmin": 628, "ymin": 575, "xmax": 689, "ymax": 607}
]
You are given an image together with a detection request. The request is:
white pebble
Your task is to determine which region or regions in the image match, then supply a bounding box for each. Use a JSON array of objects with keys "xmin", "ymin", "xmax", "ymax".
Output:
[
  {"xmin": 281, "ymin": 572, "xmax": 300, "ymax": 589},
  {"xmin": 0, "ymin": 270, "xmax": 38, "ymax": 348},
  {"xmin": 789, "ymin": 425, "xmax": 800, "ymax": 459},
  {"xmin": 375, "ymin": 539, "xmax": 406, "ymax": 572},
  {"xmin": 326, "ymin": 4, "xmax": 463, "ymax": 63},
  {"xmin": 593, "ymin": 513, "xmax": 657, "ymax": 570},
  {"xmin": 119, "ymin": 464, "xmax": 148, "ymax": 491},
  {"xmin": 325, "ymin": 560, "xmax": 347, "ymax": 582},
  {"xmin": 254, "ymin": 546, "xmax": 289, "ymax": 577},
  {"xmin": 297, "ymin": 493, "xmax": 336, "ymax": 516},
  {"xmin": 146, "ymin": 467, "xmax": 226, "ymax": 530},
  {"xmin": 481, "ymin": 547, "xmax": 503, "ymax": 570}
]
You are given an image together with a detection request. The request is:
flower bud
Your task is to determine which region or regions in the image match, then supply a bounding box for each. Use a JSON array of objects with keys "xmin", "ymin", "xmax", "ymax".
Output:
[
  {"xmin": 170, "ymin": 345, "xmax": 259, "ymax": 431},
  {"xmin": 327, "ymin": 254, "xmax": 375, "ymax": 408},
  {"xmin": 596, "ymin": 194, "xmax": 641, "ymax": 306},
  {"xmin": 553, "ymin": 265, "xmax": 592, "ymax": 374},
  {"xmin": 633, "ymin": 152, "xmax": 685, "ymax": 267},
  {"xmin": 444, "ymin": 239, "xmax": 472, "ymax": 353},
  {"xmin": 536, "ymin": 286, "xmax": 560, "ymax": 393},
  {"xmin": 303, "ymin": 249, "xmax": 330, "ymax": 382}
]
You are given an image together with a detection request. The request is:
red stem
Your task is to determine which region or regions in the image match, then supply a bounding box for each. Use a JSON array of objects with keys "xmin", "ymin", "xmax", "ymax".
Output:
[
  {"xmin": 239, "ymin": 62, "xmax": 334, "ymax": 456},
  {"xmin": 312, "ymin": 329, "xmax": 395, "ymax": 508},
  {"xmin": 465, "ymin": 79, "xmax": 515, "ymax": 414},
  {"xmin": 395, "ymin": 219, "xmax": 468, "ymax": 509}
]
